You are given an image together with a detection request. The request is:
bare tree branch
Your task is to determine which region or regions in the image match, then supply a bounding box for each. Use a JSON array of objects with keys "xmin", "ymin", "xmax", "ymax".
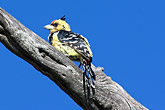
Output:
[{"xmin": 0, "ymin": 7, "xmax": 148, "ymax": 110}]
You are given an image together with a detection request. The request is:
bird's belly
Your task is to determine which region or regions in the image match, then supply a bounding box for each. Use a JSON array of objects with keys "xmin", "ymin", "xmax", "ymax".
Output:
[{"xmin": 52, "ymin": 41, "xmax": 81, "ymax": 61}]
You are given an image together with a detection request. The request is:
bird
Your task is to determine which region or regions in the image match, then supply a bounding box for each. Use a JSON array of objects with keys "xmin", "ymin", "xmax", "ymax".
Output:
[{"xmin": 44, "ymin": 16, "xmax": 95, "ymax": 92}]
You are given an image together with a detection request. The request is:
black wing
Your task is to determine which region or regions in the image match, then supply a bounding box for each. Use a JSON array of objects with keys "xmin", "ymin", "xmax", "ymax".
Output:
[{"xmin": 57, "ymin": 30, "xmax": 91, "ymax": 61}]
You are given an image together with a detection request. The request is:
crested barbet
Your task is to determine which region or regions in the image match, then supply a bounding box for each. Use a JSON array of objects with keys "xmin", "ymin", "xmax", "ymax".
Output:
[{"xmin": 44, "ymin": 16, "xmax": 95, "ymax": 89}]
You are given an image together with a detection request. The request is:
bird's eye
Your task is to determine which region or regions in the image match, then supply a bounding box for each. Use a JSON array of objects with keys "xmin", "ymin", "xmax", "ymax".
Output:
[{"xmin": 52, "ymin": 23, "xmax": 58, "ymax": 27}]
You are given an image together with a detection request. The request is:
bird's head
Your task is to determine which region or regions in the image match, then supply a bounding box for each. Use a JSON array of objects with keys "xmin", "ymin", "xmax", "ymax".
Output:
[{"xmin": 44, "ymin": 16, "xmax": 71, "ymax": 33}]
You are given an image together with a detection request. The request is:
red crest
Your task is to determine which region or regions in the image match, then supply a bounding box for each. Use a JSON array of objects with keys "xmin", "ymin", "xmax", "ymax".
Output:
[{"xmin": 51, "ymin": 20, "xmax": 56, "ymax": 24}]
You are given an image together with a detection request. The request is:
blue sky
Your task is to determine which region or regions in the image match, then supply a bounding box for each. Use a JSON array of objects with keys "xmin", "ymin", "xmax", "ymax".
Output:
[{"xmin": 0, "ymin": 0, "xmax": 165, "ymax": 110}]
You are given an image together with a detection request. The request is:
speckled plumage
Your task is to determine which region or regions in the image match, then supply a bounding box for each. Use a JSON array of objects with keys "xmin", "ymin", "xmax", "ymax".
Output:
[
  {"xmin": 44, "ymin": 16, "xmax": 95, "ymax": 91},
  {"xmin": 48, "ymin": 30, "xmax": 92, "ymax": 63}
]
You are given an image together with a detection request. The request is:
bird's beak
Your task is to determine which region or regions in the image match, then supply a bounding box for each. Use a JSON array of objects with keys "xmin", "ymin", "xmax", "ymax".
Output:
[{"xmin": 44, "ymin": 24, "xmax": 55, "ymax": 30}]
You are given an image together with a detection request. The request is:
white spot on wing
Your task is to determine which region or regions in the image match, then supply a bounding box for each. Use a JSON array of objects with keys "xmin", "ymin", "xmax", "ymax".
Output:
[{"xmin": 69, "ymin": 40, "xmax": 78, "ymax": 43}]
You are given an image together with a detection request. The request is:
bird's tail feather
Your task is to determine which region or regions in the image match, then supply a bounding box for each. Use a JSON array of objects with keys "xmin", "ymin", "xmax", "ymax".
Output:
[{"xmin": 82, "ymin": 57, "xmax": 95, "ymax": 90}]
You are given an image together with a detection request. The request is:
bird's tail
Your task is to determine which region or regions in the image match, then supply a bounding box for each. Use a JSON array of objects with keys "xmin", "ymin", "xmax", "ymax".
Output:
[{"xmin": 82, "ymin": 57, "xmax": 95, "ymax": 91}]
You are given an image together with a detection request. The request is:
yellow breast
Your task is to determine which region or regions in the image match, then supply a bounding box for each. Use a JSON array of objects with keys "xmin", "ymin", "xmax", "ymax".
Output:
[{"xmin": 51, "ymin": 33, "xmax": 82, "ymax": 62}]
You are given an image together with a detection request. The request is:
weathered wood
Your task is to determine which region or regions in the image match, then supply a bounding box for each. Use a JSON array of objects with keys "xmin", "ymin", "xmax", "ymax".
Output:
[{"xmin": 0, "ymin": 7, "xmax": 148, "ymax": 110}]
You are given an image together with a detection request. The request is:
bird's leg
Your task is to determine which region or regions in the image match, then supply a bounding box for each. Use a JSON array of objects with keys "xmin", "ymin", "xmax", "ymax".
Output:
[{"xmin": 78, "ymin": 63, "xmax": 82, "ymax": 68}]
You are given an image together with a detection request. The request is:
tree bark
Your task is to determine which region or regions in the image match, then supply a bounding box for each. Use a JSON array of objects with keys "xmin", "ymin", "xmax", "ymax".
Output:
[{"xmin": 0, "ymin": 7, "xmax": 148, "ymax": 110}]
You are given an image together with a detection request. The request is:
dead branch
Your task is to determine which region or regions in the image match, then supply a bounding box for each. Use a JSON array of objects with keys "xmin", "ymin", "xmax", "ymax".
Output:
[{"xmin": 0, "ymin": 7, "xmax": 148, "ymax": 110}]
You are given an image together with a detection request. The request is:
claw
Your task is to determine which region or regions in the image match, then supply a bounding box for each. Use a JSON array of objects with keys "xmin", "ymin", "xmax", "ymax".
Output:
[{"xmin": 64, "ymin": 54, "xmax": 69, "ymax": 57}]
